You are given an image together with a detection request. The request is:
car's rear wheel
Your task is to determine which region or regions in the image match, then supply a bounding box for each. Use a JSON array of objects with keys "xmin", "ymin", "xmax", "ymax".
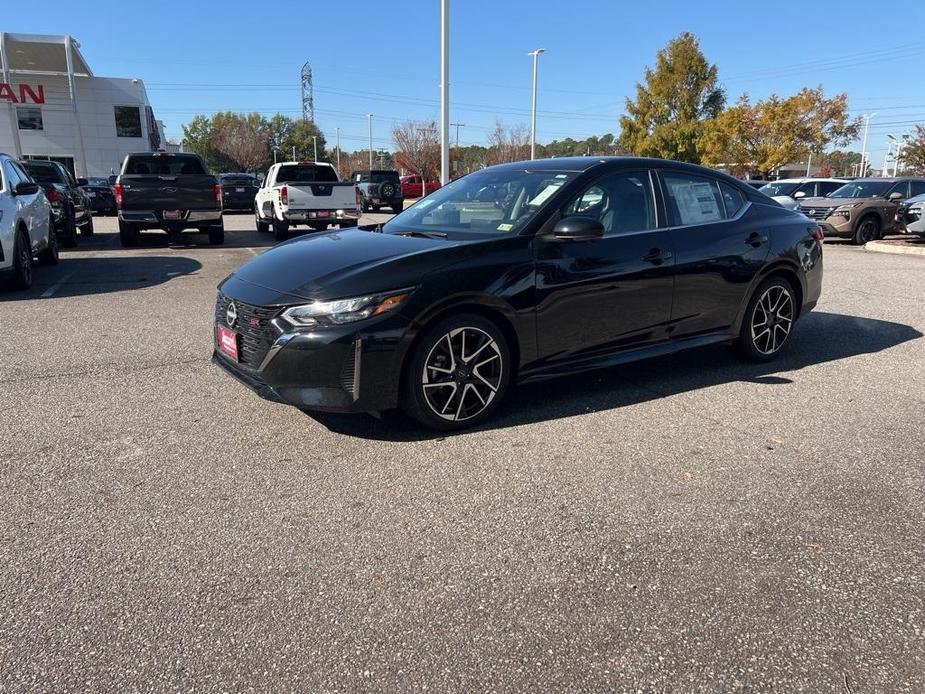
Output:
[
  {"xmin": 10, "ymin": 230, "xmax": 33, "ymax": 290},
  {"xmin": 61, "ymin": 210, "xmax": 79, "ymax": 247},
  {"xmin": 79, "ymin": 215, "xmax": 94, "ymax": 236},
  {"xmin": 273, "ymin": 218, "xmax": 290, "ymax": 241},
  {"xmin": 737, "ymin": 276, "xmax": 796, "ymax": 362},
  {"xmin": 401, "ymin": 314, "xmax": 511, "ymax": 430},
  {"xmin": 392, "ymin": 201, "xmax": 403, "ymax": 214},
  {"xmin": 119, "ymin": 219, "xmax": 140, "ymax": 247},
  {"xmin": 38, "ymin": 218, "xmax": 59, "ymax": 266},
  {"xmin": 853, "ymin": 215, "xmax": 880, "ymax": 245},
  {"xmin": 207, "ymin": 221, "xmax": 225, "ymax": 245}
]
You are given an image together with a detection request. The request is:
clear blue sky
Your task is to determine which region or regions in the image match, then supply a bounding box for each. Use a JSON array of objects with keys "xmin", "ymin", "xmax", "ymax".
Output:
[{"xmin": 8, "ymin": 0, "xmax": 925, "ymax": 167}]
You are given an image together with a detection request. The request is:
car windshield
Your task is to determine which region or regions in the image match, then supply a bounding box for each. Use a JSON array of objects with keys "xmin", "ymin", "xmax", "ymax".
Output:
[
  {"xmin": 759, "ymin": 182, "xmax": 799, "ymax": 197},
  {"xmin": 828, "ymin": 181, "xmax": 892, "ymax": 198},
  {"xmin": 276, "ymin": 164, "xmax": 338, "ymax": 184},
  {"xmin": 384, "ymin": 168, "xmax": 578, "ymax": 235},
  {"xmin": 124, "ymin": 154, "xmax": 206, "ymax": 176},
  {"xmin": 23, "ymin": 163, "xmax": 65, "ymax": 184}
]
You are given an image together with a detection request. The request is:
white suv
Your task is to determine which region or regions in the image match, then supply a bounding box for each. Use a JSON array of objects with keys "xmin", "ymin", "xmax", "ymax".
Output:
[{"xmin": 1, "ymin": 153, "xmax": 57, "ymax": 289}]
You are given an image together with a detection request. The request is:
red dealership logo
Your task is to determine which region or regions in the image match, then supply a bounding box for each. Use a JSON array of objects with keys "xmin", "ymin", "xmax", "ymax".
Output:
[{"xmin": 0, "ymin": 83, "xmax": 46, "ymax": 104}]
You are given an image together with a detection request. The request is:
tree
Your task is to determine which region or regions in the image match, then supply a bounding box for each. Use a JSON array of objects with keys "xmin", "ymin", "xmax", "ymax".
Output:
[
  {"xmin": 700, "ymin": 87, "xmax": 861, "ymax": 179},
  {"xmin": 213, "ymin": 113, "xmax": 272, "ymax": 172},
  {"xmin": 618, "ymin": 32, "xmax": 724, "ymax": 163},
  {"xmin": 392, "ymin": 120, "xmax": 440, "ymax": 181},
  {"xmin": 486, "ymin": 120, "xmax": 530, "ymax": 165},
  {"xmin": 819, "ymin": 150, "xmax": 863, "ymax": 177},
  {"xmin": 902, "ymin": 125, "xmax": 925, "ymax": 175}
]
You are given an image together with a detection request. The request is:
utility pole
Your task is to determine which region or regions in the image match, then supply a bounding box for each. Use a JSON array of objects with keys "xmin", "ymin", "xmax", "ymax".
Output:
[
  {"xmin": 291, "ymin": 145, "xmax": 296, "ymax": 161},
  {"xmin": 440, "ymin": 0, "xmax": 450, "ymax": 184},
  {"xmin": 859, "ymin": 113, "xmax": 876, "ymax": 177},
  {"xmin": 312, "ymin": 135, "xmax": 318, "ymax": 162},
  {"xmin": 529, "ymin": 48, "xmax": 546, "ymax": 160},
  {"xmin": 451, "ymin": 122, "xmax": 464, "ymax": 175},
  {"xmin": 805, "ymin": 153, "xmax": 812, "ymax": 176},
  {"xmin": 894, "ymin": 133, "xmax": 909, "ymax": 177},
  {"xmin": 336, "ymin": 127, "xmax": 341, "ymax": 171},
  {"xmin": 367, "ymin": 114, "xmax": 373, "ymax": 170}
]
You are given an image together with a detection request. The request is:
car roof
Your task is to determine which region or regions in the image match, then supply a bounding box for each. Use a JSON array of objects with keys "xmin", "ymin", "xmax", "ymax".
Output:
[{"xmin": 763, "ymin": 177, "xmax": 846, "ymax": 183}]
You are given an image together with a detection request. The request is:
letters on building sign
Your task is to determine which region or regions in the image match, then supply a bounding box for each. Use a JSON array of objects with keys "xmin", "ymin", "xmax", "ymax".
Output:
[{"xmin": 0, "ymin": 83, "xmax": 46, "ymax": 104}]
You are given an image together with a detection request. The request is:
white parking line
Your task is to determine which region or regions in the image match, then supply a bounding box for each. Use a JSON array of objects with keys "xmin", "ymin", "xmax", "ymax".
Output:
[{"xmin": 40, "ymin": 272, "xmax": 74, "ymax": 298}]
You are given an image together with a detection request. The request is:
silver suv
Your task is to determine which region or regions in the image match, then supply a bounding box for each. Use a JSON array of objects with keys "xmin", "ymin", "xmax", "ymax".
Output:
[{"xmin": 0, "ymin": 153, "xmax": 57, "ymax": 289}]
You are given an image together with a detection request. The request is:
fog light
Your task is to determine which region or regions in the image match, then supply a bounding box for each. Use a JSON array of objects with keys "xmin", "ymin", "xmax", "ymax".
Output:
[{"xmin": 336, "ymin": 209, "xmax": 344, "ymax": 217}]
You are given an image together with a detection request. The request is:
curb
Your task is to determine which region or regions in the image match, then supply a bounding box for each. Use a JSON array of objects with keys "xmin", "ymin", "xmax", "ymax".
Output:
[{"xmin": 864, "ymin": 239, "xmax": 925, "ymax": 257}]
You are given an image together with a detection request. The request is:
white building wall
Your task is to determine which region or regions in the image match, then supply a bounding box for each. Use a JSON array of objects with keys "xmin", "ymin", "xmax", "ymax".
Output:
[{"xmin": 0, "ymin": 74, "xmax": 159, "ymax": 177}]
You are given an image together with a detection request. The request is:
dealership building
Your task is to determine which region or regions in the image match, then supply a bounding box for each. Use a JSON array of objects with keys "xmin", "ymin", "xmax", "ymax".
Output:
[{"xmin": 0, "ymin": 32, "xmax": 166, "ymax": 177}]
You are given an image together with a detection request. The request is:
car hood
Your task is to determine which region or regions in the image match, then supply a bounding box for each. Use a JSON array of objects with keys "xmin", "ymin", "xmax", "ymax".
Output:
[
  {"xmin": 222, "ymin": 228, "xmax": 479, "ymax": 305},
  {"xmin": 798, "ymin": 196, "xmax": 873, "ymax": 208}
]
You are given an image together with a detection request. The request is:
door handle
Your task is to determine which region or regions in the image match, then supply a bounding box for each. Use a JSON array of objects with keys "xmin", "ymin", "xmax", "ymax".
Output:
[
  {"xmin": 746, "ymin": 232, "xmax": 768, "ymax": 247},
  {"xmin": 643, "ymin": 248, "xmax": 672, "ymax": 264}
]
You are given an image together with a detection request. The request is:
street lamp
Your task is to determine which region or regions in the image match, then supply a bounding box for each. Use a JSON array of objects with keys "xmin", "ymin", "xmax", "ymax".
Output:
[
  {"xmin": 528, "ymin": 48, "xmax": 545, "ymax": 160},
  {"xmin": 859, "ymin": 113, "xmax": 876, "ymax": 177},
  {"xmin": 367, "ymin": 114, "xmax": 373, "ymax": 170},
  {"xmin": 312, "ymin": 135, "xmax": 318, "ymax": 162}
]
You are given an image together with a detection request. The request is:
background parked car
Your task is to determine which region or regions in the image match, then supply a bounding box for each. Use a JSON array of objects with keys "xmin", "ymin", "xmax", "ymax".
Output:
[
  {"xmin": 219, "ymin": 173, "xmax": 260, "ymax": 212},
  {"xmin": 896, "ymin": 192, "xmax": 925, "ymax": 236},
  {"xmin": 21, "ymin": 160, "xmax": 93, "ymax": 246},
  {"xmin": 798, "ymin": 177, "xmax": 925, "ymax": 244},
  {"xmin": 351, "ymin": 170, "xmax": 403, "ymax": 213},
  {"xmin": 400, "ymin": 174, "xmax": 441, "ymax": 198},
  {"xmin": 1, "ymin": 153, "xmax": 58, "ymax": 289},
  {"xmin": 758, "ymin": 178, "xmax": 846, "ymax": 211},
  {"xmin": 81, "ymin": 176, "xmax": 117, "ymax": 216}
]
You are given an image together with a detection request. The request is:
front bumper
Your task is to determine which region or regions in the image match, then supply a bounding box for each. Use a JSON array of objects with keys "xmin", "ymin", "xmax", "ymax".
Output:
[
  {"xmin": 211, "ymin": 288, "xmax": 409, "ymax": 413},
  {"xmin": 816, "ymin": 221, "xmax": 853, "ymax": 238}
]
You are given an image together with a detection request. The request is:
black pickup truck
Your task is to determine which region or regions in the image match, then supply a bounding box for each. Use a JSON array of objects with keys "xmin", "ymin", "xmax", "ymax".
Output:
[{"xmin": 115, "ymin": 152, "xmax": 224, "ymax": 246}]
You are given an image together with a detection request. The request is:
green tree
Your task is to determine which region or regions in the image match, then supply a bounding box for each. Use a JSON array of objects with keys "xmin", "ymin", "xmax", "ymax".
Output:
[
  {"xmin": 700, "ymin": 87, "xmax": 861, "ymax": 178},
  {"xmin": 819, "ymin": 150, "xmax": 863, "ymax": 177},
  {"xmin": 618, "ymin": 32, "xmax": 725, "ymax": 163},
  {"xmin": 902, "ymin": 125, "xmax": 925, "ymax": 175},
  {"xmin": 278, "ymin": 118, "xmax": 327, "ymax": 162}
]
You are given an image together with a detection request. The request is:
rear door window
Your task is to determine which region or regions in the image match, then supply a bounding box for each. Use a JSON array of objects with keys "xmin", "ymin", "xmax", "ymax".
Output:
[
  {"xmin": 720, "ymin": 182, "xmax": 746, "ymax": 217},
  {"xmin": 910, "ymin": 181, "xmax": 925, "ymax": 197}
]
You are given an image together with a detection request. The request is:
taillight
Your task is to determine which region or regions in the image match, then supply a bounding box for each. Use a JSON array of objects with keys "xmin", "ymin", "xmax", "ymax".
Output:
[
  {"xmin": 113, "ymin": 182, "xmax": 123, "ymax": 207},
  {"xmin": 811, "ymin": 225, "xmax": 824, "ymax": 242},
  {"xmin": 280, "ymin": 185, "xmax": 288, "ymax": 206},
  {"xmin": 214, "ymin": 183, "xmax": 222, "ymax": 207},
  {"xmin": 355, "ymin": 186, "xmax": 362, "ymax": 208},
  {"xmin": 46, "ymin": 187, "xmax": 59, "ymax": 203}
]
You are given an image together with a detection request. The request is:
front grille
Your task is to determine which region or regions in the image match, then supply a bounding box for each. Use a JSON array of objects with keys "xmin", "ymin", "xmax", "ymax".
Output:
[
  {"xmin": 800, "ymin": 206, "xmax": 835, "ymax": 220},
  {"xmin": 214, "ymin": 293, "xmax": 279, "ymax": 369}
]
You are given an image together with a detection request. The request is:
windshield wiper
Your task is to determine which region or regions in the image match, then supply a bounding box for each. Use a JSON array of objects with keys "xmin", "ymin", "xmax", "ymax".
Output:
[{"xmin": 392, "ymin": 229, "xmax": 448, "ymax": 239}]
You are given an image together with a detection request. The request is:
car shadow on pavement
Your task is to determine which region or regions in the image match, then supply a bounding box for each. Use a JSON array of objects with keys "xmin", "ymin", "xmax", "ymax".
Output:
[
  {"xmin": 0, "ymin": 256, "xmax": 202, "ymax": 301},
  {"xmin": 307, "ymin": 311, "xmax": 923, "ymax": 441}
]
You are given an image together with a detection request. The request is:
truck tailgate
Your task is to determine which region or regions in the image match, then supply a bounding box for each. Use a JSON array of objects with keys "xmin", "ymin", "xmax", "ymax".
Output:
[
  {"xmin": 120, "ymin": 175, "xmax": 217, "ymax": 211},
  {"xmin": 286, "ymin": 182, "xmax": 356, "ymax": 210}
]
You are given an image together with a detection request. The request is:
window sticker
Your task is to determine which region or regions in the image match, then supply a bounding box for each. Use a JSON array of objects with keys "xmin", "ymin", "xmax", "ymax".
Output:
[
  {"xmin": 528, "ymin": 181, "xmax": 565, "ymax": 207},
  {"xmin": 673, "ymin": 181, "xmax": 721, "ymax": 224},
  {"xmin": 497, "ymin": 223, "xmax": 514, "ymax": 232}
]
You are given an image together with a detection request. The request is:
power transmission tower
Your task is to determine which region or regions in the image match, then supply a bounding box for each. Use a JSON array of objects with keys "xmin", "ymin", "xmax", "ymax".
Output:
[{"xmin": 300, "ymin": 61, "xmax": 314, "ymax": 122}]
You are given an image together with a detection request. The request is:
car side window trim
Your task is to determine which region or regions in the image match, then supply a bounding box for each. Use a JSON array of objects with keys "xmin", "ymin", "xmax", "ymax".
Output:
[{"xmin": 656, "ymin": 169, "xmax": 752, "ymax": 229}]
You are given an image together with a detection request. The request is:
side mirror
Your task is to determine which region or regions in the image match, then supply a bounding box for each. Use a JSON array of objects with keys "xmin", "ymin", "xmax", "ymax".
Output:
[
  {"xmin": 76, "ymin": 178, "xmax": 89, "ymax": 186},
  {"xmin": 888, "ymin": 192, "xmax": 903, "ymax": 201},
  {"xmin": 13, "ymin": 181, "xmax": 39, "ymax": 196},
  {"xmin": 550, "ymin": 215, "xmax": 605, "ymax": 242},
  {"xmin": 793, "ymin": 191, "xmax": 806, "ymax": 199}
]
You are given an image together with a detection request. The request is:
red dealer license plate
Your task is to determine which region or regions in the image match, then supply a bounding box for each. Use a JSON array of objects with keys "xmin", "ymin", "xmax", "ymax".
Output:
[
  {"xmin": 163, "ymin": 209, "xmax": 182, "ymax": 220},
  {"xmin": 217, "ymin": 326, "xmax": 239, "ymax": 361}
]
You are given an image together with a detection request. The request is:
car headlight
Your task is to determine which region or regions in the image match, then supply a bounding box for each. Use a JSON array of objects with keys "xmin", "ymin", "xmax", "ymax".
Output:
[
  {"xmin": 832, "ymin": 203, "xmax": 861, "ymax": 217},
  {"xmin": 281, "ymin": 288, "xmax": 415, "ymax": 327}
]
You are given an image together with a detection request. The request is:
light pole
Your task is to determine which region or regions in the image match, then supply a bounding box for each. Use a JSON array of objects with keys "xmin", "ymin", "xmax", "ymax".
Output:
[
  {"xmin": 805, "ymin": 152, "xmax": 812, "ymax": 176},
  {"xmin": 367, "ymin": 114, "xmax": 373, "ymax": 170},
  {"xmin": 336, "ymin": 127, "xmax": 341, "ymax": 172},
  {"xmin": 451, "ymin": 122, "xmax": 465, "ymax": 175},
  {"xmin": 894, "ymin": 132, "xmax": 910, "ymax": 176},
  {"xmin": 883, "ymin": 138, "xmax": 896, "ymax": 177},
  {"xmin": 440, "ymin": 0, "xmax": 450, "ymax": 184},
  {"xmin": 528, "ymin": 48, "xmax": 545, "ymax": 160},
  {"xmin": 291, "ymin": 145, "xmax": 296, "ymax": 161},
  {"xmin": 312, "ymin": 135, "xmax": 318, "ymax": 162},
  {"xmin": 859, "ymin": 113, "xmax": 876, "ymax": 177}
]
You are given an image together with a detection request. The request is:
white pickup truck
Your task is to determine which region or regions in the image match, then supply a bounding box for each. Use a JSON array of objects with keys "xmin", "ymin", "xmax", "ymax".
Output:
[{"xmin": 254, "ymin": 161, "xmax": 360, "ymax": 240}]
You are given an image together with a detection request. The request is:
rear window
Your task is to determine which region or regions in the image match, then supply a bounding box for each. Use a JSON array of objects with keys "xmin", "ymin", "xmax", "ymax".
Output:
[
  {"xmin": 221, "ymin": 175, "xmax": 256, "ymax": 185},
  {"xmin": 276, "ymin": 164, "xmax": 338, "ymax": 184},
  {"xmin": 124, "ymin": 154, "xmax": 207, "ymax": 176},
  {"xmin": 370, "ymin": 172, "xmax": 398, "ymax": 183},
  {"xmin": 22, "ymin": 162, "xmax": 65, "ymax": 184}
]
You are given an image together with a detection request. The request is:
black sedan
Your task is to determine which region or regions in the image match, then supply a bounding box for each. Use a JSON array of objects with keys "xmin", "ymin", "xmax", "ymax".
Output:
[
  {"xmin": 219, "ymin": 173, "xmax": 259, "ymax": 212},
  {"xmin": 21, "ymin": 160, "xmax": 94, "ymax": 246},
  {"xmin": 213, "ymin": 157, "xmax": 823, "ymax": 430},
  {"xmin": 81, "ymin": 177, "xmax": 117, "ymax": 215}
]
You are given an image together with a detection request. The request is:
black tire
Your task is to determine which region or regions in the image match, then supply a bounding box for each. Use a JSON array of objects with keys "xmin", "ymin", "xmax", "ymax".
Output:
[
  {"xmin": 736, "ymin": 275, "xmax": 797, "ymax": 362},
  {"xmin": 79, "ymin": 215, "xmax": 95, "ymax": 236},
  {"xmin": 392, "ymin": 201, "xmax": 404, "ymax": 214},
  {"xmin": 38, "ymin": 218, "xmax": 59, "ymax": 266},
  {"xmin": 255, "ymin": 205, "xmax": 270, "ymax": 233},
  {"xmin": 208, "ymin": 222, "xmax": 225, "ymax": 245},
  {"xmin": 10, "ymin": 230, "xmax": 33, "ymax": 290},
  {"xmin": 853, "ymin": 215, "xmax": 880, "ymax": 245},
  {"xmin": 362, "ymin": 199, "xmax": 371, "ymax": 213},
  {"xmin": 401, "ymin": 313, "xmax": 511, "ymax": 430},
  {"xmin": 273, "ymin": 218, "xmax": 290, "ymax": 242},
  {"xmin": 60, "ymin": 210, "xmax": 79, "ymax": 248},
  {"xmin": 119, "ymin": 219, "xmax": 140, "ymax": 247}
]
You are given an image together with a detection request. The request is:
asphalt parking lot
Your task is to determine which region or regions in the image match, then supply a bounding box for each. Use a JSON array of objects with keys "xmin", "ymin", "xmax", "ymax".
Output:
[{"xmin": 1, "ymin": 214, "xmax": 923, "ymax": 691}]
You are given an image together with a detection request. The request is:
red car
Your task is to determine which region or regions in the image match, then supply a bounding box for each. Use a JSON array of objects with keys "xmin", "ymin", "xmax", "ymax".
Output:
[{"xmin": 400, "ymin": 175, "xmax": 441, "ymax": 198}]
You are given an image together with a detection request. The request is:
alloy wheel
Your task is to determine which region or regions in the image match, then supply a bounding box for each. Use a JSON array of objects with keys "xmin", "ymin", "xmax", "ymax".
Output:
[
  {"xmin": 750, "ymin": 285, "xmax": 794, "ymax": 355},
  {"xmin": 17, "ymin": 236, "xmax": 32, "ymax": 286},
  {"xmin": 858, "ymin": 219, "xmax": 877, "ymax": 244},
  {"xmin": 421, "ymin": 326, "xmax": 503, "ymax": 421}
]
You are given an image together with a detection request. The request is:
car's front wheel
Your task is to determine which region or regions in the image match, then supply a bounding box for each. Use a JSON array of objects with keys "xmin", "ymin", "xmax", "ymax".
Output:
[
  {"xmin": 10, "ymin": 230, "xmax": 33, "ymax": 290},
  {"xmin": 401, "ymin": 314, "xmax": 511, "ymax": 430},
  {"xmin": 273, "ymin": 218, "xmax": 290, "ymax": 241},
  {"xmin": 737, "ymin": 276, "xmax": 797, "ymax": 362},
  {"xmin": 255, "ymin": 205, "xmax": 269, "ymax": 233},
  {"xmin": 853, "ymin": 215, "xmax": 880, "ymax": 245}
]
